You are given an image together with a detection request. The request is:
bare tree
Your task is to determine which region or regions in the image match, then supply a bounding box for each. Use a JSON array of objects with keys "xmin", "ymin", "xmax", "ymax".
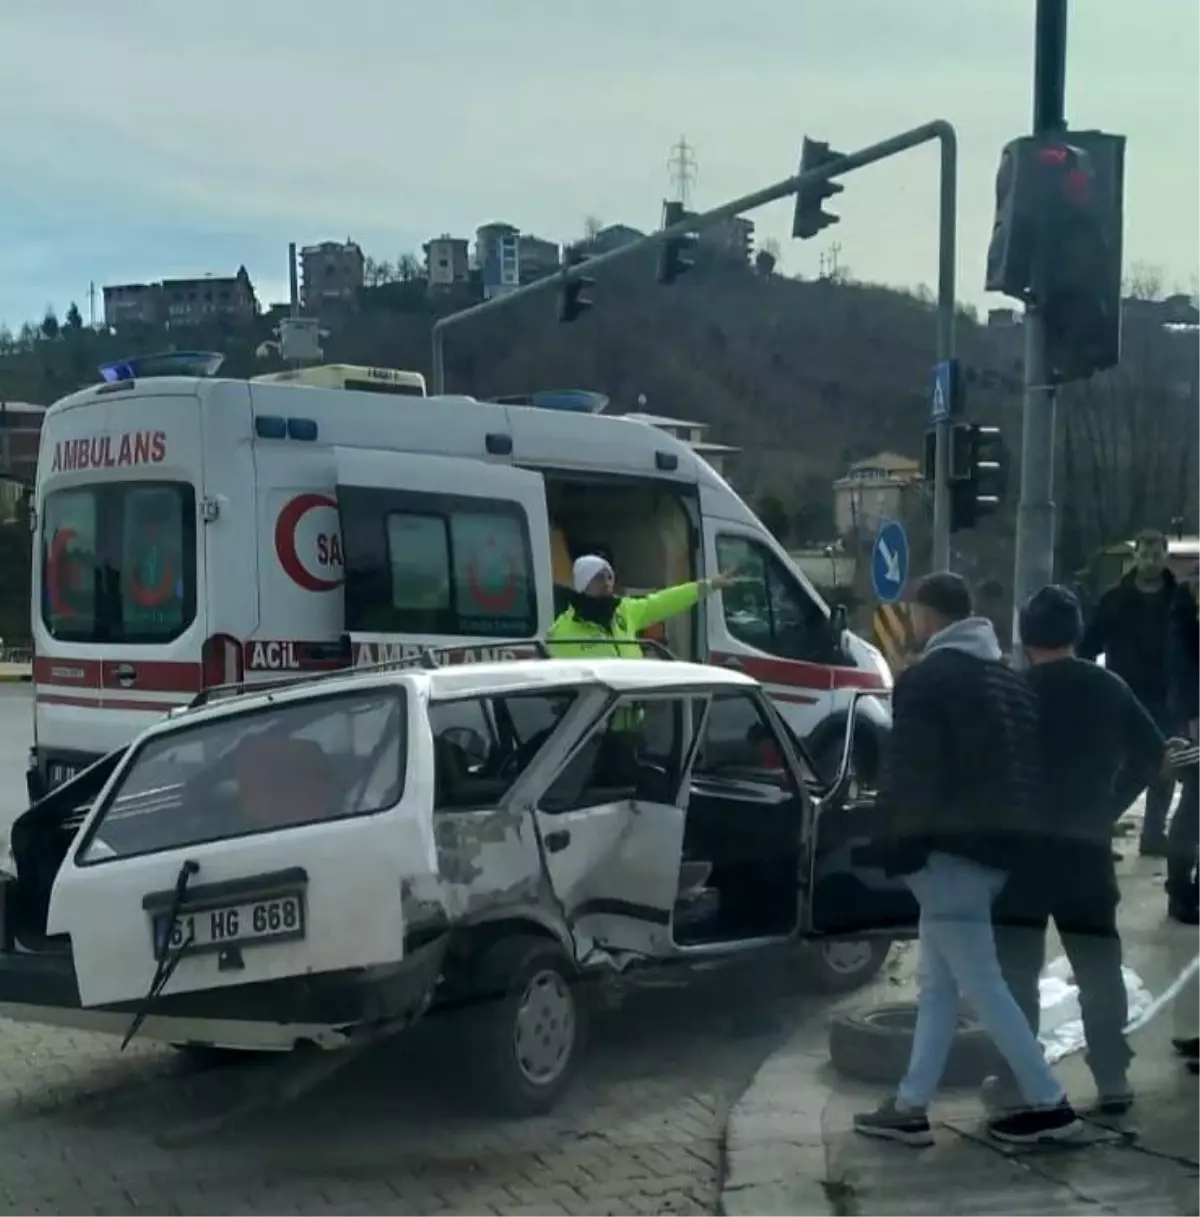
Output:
[{"xmin": 583, "ymin": 215, "xmax": 603, "ymax": 244}]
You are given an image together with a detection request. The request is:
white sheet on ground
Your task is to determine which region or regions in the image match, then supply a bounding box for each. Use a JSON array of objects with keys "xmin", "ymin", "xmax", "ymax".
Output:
[{"xmin": 1038, "ymin": 953, "xmax": 1154, "ymax": 1064}]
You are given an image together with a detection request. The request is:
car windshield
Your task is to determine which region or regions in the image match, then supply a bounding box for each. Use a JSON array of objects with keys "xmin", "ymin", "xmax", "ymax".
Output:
[{"xmin": 76, "ymin": 689, "xmax": 405, "ymax": 863}]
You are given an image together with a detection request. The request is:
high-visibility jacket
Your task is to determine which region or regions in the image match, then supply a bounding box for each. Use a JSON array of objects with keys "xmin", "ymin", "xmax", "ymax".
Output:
[{"xmin": 546, "ymin": 582, "xmax": 704, "ymax": 659}]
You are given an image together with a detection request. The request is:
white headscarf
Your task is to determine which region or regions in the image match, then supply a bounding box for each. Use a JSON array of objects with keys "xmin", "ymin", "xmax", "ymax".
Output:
[{"xmin": 572, "ymin": 554, "xmax": 614, "ymax": 593}]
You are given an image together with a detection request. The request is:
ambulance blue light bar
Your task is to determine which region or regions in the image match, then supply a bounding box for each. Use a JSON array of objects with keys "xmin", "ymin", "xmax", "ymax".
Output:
[
  {"xmin": 99, "ymin": 350, "xmax": 226, "ymax": 383},
  {"xmin": 487, "ymin": 389, "xmax": 609, "ymax": 414}
]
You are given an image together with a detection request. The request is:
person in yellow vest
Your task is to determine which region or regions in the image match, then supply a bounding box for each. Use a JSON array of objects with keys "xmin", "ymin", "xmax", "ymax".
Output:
[{"xmin": 547, "ymin": 554, "xmax": 740, "ymax": 658}]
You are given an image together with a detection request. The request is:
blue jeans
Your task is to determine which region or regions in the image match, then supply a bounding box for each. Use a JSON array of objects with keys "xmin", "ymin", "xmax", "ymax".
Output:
[{"xmin": 897, "ymin": 851, "xmax": 1065, "ymax": 1112}]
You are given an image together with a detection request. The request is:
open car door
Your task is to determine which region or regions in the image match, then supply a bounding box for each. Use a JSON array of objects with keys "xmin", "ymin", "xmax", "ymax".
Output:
[
  {"xmin": 800, "ymin": 692, "xmax": 919, "ymax": 940},
  {"xmin": 46, "ymin": 682, "xmax": 438, "ymax": 1020},
  {"xmin": 529, "ymin": 692, "xmax": 703, "ymax": 960}
]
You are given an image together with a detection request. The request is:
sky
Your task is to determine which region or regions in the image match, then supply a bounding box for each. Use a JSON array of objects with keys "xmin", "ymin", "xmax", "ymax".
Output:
[{"xmin": 1, "ymin": 0, "xmax": 1197, "ymax": 329}]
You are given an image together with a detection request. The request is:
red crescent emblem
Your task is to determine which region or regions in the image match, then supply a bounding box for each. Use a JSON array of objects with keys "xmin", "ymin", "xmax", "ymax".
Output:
[
  {"xmin": 466, "ymin": 535, "xmax": 519, "ymax": 613},
  {"xmin": 46, "ymin": 527, "xmax": 79, "ymax": 619},
  {"xmin": 275, "ymin": 493, "xmax": 342, "ymax": 592},
  {"xmin": 129, "ymin": 524, "xmax": 175, "ymax": 608}
]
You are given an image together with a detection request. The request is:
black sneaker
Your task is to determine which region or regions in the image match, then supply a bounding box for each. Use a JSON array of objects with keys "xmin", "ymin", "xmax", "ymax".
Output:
[
  {"xmin": 1172, "ymin": 1037, "xmax": 1200, "ymax": 1060},
  {"xmin": 988, "ymin": 1099, "xmax": 1083, "ymax": 1145},
  {"xmin": 1093, "ymin": 1082, "xmax": 1134, "ymax": 1116},
  {"xmin": 1187, "ymin": 1060, "xmax": 1199, "ymax": 1076},
  {"xmin": 853, "ymin": 1099, "xmax": 934, "ymax": 1147}
]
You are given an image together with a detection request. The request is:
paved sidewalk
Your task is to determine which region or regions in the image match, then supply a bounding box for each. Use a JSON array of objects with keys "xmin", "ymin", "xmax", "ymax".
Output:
[{"xmin": 722, "ymin": 854, "xmax": 1199, "ymax": 1216}]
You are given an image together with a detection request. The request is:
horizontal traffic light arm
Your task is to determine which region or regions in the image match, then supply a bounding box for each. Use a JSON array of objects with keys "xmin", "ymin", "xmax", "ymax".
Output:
[{"xmin": 431, "ymin": 119, "xmax": 960, "ymax": 388}]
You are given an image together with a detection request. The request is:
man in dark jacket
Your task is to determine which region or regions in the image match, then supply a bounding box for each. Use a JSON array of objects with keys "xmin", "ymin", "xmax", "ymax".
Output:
[
  {"xmin": 987, "ymin": 585, "xmax": 1165, "ymax": 1116},
  {"xmin": 1079, "ymin": 529, "xmax": 1180, "ymax": 854},
  {"xmin": 854, "ymin": 574, "xmax": 1081, "ymax": 1148}
]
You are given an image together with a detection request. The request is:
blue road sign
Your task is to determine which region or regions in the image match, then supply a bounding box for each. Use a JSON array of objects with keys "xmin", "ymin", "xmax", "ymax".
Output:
[
  {"xmin": 871, "ymin": 519, "xmax": 909, "ymax": 605},
  {"xmin": 931, "ymin": 359, "xmax": 957, "ymax": 423}
]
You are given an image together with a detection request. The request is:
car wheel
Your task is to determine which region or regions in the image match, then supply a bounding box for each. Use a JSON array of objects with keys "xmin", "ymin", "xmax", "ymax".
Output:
[
  {"xmin": 829, "ymin": 1002, "xmax": 999, "ymax": 1086},
  {"xmin": 464, "ymin": 935, "xmax": 584, "ymax": 1117},
  {"xmin": 803, "ymin": 937, "xmax": 892, "ymax": 993}
]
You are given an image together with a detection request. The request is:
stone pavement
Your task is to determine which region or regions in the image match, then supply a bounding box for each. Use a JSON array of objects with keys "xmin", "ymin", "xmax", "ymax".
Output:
[
  {"xmin": 0, "ymin": 952, "xmax": 872, "ymax": 1215},
  {"xmin": 722, "ymin": 853, "xmax": 1200, "ymax": 1216}
]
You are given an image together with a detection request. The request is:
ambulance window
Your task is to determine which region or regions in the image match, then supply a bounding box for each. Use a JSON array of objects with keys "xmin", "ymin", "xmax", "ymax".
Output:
[
  {"xmin": 715, "ymin": 535, "xmax": 825, "ymax": 661},
  {"xmin": 40, "ymin": 483, "xmax": 197, "ymax": 644},
  {"xmin": 342, "ymin": 486, "xmax": 537, "ymax": 637},
  {"xmin": 41, "ymin": 489, "xmax": 99, "ymax": 639},
  {"xmin": 119, "ymin": 486, "xmax": 193, "ymax": 641}
]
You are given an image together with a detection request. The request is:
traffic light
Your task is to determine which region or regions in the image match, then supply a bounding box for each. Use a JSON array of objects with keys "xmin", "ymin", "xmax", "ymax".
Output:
[
  {"xmin": 951, "ymin": 423, "xmax": 1008, "ymax": 532},
  {"xmin": 791, "ymin": 138, "xmax": 845, "ymax": 240},
  {"xmin": 984, "ymin": 130, "xmax": 1125, "ymax": 383},
  {"xmin": 1040, "ymin": 131, "xmax": 1125, "ymax": 383},
  {"xmin": 557, "ymin": 244, "xmax": 594, "ymax": 324},
  {"xmin": 657, "ymin": 200, "xmax": 697, "ymax": 285}
]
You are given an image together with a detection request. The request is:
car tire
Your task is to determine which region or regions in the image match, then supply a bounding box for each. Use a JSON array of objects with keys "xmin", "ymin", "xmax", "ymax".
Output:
[
  {"xmin": 462, "ymin": 935, "xmax": 584, "ymax": 1118},
  {"xmin": 803, "ymin": 937, "xmax": 892, "ymax": 993},
  {"xmin": 828, "ymin": 1002, "xmax": 998, "ymax": 1087}
]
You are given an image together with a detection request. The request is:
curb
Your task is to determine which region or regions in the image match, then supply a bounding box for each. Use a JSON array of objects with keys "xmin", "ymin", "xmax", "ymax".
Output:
[
  {"xmin": 0, "ymin": 670, "xmax": 31, "ymax": 684},
  {"xmin": 719, "ymin": 1019, "xmax": 838, "ymax": 1217}
]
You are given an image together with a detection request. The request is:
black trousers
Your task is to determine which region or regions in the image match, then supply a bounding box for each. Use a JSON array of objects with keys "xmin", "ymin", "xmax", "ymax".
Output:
[
  {"xmin": 993, "ymin": 846, "xmax": 1130, "ymax": 1088},
  {"xmin": 1167, "ymin": 767, "xmax": 1199, "ymax": 914}
]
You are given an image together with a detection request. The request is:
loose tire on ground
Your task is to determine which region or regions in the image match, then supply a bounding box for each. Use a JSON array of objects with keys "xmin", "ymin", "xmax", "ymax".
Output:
[
  {"xmin": 829, "ymin": 1001, "xmax": 999, "ymax": 1086},
  {"xmin": 461, "ymin": 934, "xmax": 584, "ymax": 1117},
  {"xmin": 802, "ymin": 938, "xmax": 892, "ymax": 994}
]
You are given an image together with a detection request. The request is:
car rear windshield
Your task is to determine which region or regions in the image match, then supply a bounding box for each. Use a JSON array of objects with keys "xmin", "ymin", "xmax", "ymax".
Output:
[
  {"xmin": 41, "ymin": 482, "xmax": 197, "ymax": 644},
  {"xmin": 76, "ymin": 689, "xmax": 406, "ymax": 864}
]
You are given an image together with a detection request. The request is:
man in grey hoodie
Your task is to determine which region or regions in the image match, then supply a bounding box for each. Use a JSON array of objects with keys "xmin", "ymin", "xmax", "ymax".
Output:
[{"xmin": 854, "ymin": 573, "xmax": 1082, "ymax": 1148}]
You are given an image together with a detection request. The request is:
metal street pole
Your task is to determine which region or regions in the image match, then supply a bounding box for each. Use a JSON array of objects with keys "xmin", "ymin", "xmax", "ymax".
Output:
[
  {"xmin": 431, "ymin": 120, "xmax": 958, "ymax": 396},
  {"xmin": 1011, "ymin": 0, "xmax": 1068, "ymax": 657},
  {"xmin": 931, "ymin": 129, "xmax": 959, "ymax": 572}
]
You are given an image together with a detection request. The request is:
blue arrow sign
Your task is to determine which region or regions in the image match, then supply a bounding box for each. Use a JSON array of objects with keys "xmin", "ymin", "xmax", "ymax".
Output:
[{"xmin": 871, "ymin": 519, "xmax": 909, "ymax": 605}]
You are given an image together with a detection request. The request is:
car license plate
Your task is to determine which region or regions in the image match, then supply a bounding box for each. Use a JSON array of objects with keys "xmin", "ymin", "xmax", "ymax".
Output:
[
  {"xmin": 153, "ymin": 891, "xmax": 306, "ymax": 959},
  {"xmin": 48, "ymin": 762, "xmax": 81, "ymax": 788}
]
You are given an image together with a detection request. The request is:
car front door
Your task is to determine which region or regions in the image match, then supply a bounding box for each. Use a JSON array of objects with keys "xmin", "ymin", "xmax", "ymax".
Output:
[
  {"xmin": 797, "ymin": 703, "xmax": 919, "ymax": 941},
  {"xmin": 530, "ymin": 692, "xmax": 702, "ymax": 959}
]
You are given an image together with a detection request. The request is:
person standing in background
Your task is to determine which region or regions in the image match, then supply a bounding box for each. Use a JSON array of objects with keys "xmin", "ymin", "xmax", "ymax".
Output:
[{"xmin": 1079, "ymin": 529, "xmax": 1180, "ymax": 855}]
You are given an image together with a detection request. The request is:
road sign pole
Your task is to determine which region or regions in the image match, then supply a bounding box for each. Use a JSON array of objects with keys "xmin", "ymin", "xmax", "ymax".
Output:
[
  {"xmin": 1011, "ymin": 0, "xmax": 1068, "ymax": 660},
  {"xmin": 931, "ymin": 130, "xmax": 959, "ymax": 572}
]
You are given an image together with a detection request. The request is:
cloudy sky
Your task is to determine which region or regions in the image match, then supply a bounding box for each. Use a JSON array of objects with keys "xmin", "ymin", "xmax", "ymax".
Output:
[{"xmin": 2, "ymin": 0, "xmax": 1196, "ymax": 328}]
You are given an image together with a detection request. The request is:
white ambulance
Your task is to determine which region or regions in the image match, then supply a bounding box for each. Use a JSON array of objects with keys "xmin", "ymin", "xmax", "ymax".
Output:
[{"xmin": 29, "ymin": 357, "xmax": 892, "ymax": 799}]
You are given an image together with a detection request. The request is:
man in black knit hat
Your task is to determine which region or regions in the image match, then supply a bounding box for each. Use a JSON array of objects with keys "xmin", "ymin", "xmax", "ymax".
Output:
[{"xmin": 987, "ymin": 584, "xmax": 1165, "ymax": 1115}]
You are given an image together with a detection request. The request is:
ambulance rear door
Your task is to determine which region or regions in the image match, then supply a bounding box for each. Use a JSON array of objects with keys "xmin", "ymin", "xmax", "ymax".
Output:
[{"xmin": 34, "ymin": 381, "xmax": 210, "ymax": 781}]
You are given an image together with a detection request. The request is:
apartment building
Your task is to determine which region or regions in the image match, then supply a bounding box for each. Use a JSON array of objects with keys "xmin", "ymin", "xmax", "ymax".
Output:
[
  {"xmin": 424, "ymin": 235, "xmax": 471, "ymax": 290},
  {"xmin": 476, "ymin": 222, "xmax": 521, "ymax": 299},
  {"xmin": 300, "ymin": 240, "xmax": 365, "ymax": 310}
]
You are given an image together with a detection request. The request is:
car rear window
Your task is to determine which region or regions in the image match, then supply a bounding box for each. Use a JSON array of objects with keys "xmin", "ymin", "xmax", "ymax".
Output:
[
  {"xmin": 76, "ymin": 689, "xmax": 405, "ymax": 864},
  {"xmin": 41, "ymin": 482, "xmax": 197, "ymax": 644}
]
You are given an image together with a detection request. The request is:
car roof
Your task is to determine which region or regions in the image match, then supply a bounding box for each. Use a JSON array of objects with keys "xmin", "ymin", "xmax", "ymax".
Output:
[{"xmin": 158, "ymin": 657, "xmax": 757, "ymax": 734}]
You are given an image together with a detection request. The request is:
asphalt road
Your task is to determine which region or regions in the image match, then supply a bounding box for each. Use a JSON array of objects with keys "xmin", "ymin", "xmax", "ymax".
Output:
[{"xmin": 0, "ymin": 685, "xmax": 881, "ymax": 1215}]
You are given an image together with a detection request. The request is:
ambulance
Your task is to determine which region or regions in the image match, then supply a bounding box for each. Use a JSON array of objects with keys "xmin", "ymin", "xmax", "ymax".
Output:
[{"xmin": 29, "ymin": 354, "xmax": 892, "ymax": 800}]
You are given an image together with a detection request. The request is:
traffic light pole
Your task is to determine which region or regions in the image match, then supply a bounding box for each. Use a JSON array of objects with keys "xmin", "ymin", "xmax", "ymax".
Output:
[
  {"xmin": 1011, "ymin": 0, "xmax": 1068, "ymax": 658},
  {"xmin": 431, "ymin": 120, "xmax": 958, "ymax": 396},
  {"xmin": 931, "ymin": 130, "xmax": 959, "ymax": 572}
]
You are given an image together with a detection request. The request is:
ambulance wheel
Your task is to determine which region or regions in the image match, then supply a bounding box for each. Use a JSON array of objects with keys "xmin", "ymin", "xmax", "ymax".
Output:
[
  {"xmin": 802, "ymin": 938, "xmax": 892, "ymax": 994},
  {"xmin": 465, "ymin": 935, "xmax": 584, "ymax": 1117}
]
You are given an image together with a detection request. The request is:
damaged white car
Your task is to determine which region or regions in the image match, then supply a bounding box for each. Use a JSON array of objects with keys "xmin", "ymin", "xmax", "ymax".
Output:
[{"xmin": 0, "ymin": 652, "xmax": 916, "ymax": 1116}]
